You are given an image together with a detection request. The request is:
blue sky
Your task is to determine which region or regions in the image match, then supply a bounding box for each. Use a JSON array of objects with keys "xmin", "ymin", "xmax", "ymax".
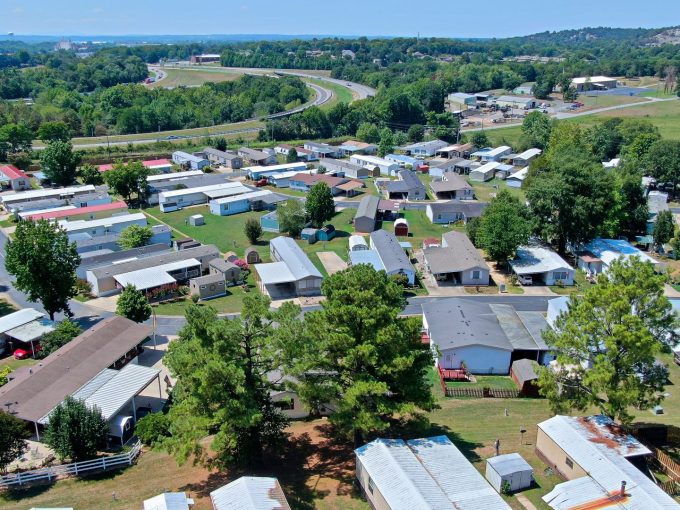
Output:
[{"xmin": 3, "ymin": 0, "xmax": 680, "ymax": 38}]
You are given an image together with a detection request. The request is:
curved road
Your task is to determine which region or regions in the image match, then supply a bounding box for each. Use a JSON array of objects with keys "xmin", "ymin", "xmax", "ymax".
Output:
[{"xmin": 49, "ymin": 70, "xmax": 340, "ymax": 149}]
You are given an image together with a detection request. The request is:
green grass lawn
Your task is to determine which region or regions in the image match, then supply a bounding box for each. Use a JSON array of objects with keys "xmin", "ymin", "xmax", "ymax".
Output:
[
  {"xmin": 471, "ymin": 177, "xmax": 526, "ymax": 202},
  {"xmin": 306, "ymin": 77, "xmax": 354, "ymax": 108},
  {"xmin": 549, "ymin": 269, "xmax": 591, "ymax": 295},
  {"xmin": 446, "ymin": 375, "xmax": 517, "ymax": 389}
]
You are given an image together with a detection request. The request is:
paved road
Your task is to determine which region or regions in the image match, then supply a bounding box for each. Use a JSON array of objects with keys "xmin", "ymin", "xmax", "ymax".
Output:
[{"xmin": 43, "ymin": 73, "xmax": 338, "ymax": 149}]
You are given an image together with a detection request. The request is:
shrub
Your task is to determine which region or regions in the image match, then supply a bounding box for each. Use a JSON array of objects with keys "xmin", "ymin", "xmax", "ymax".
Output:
[{"xmin": 135, "ymin": 413, "xmax": 170, "ymax": 447}]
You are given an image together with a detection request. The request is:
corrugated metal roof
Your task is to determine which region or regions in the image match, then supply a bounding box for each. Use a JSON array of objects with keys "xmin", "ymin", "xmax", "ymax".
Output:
[
  {"xmin": 486, "ymin": 453, "xmax": 533, "ymax": 477},
  {"xmin": 212, "ymin": 190, "xmax": 273, "ymax": 205},
  {"xmin": 270, "ymin": 236, "xmax": 322, "ymax": 280},
  {"xmin": 143, "ymin": 492, "xmax": 194, "ymax": 510},
  {"xmin": 82, "ymin": 363, "xmax": 160, "ymax": 421},
  {"xmin": 147, "ymin": 170, "xmax": 204, "ymax": 183},
  {"xmin": 70, "ymin": 369, "xmax": 117, "ymax": 402},
  {"xmin": 60, "ymin": 212, "xmax": 146, "ymax": 232},
  {"xmin": 408, "ymin": 436, "xmax": 511, "ymax": 510},
  {"xmin": 1, "ymin": 185, "xmax": 96, "ymax": 205},
  {"xmin": 349, "ymin": 250, "xmax": 384, "ymax": 272},
  {"xmin": 538, "ymin": 416, "xmax": 678, "ymax": 510},
  {"xmin": 582, "ymin": 238, "xmax": 658, "ymax": 269},
  {"xmin": 160, "ymin": 182, "xmax": 247, "ymax": 200},
  {"xmin": 254, "ymin": 261, "xmax": 296, "ymax": 285},
  {"xmin": 114, "ymin": 258, "xmax": 201, "ymax": 290},
  {"xmin": 355, "ymin": 438, "xmax": 452, "ymax": 509},
  {"xmin": 211, "ymin": 476, "xmax": 291, "ymax": 510},
  {"xmin": 489, "ymin": 304, "xmax": 548, "ymax": 351},
  {"xmin": 5, "ymin": 318, "xmax": 55, "ymax": 343},
  {"xmin": 0, "ymin": 308, "xmax": 45, "ymax": 334},
  {"xmin": 510, "ymin": 245, "xmax": 573, "ymax": 275}
]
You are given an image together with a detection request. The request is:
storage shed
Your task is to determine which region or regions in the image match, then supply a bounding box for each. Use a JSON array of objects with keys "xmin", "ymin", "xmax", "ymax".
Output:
[
  {"xmin": 317, "ymin": 224, "xmax": 336, "ymax": 241},
  {"xmin": 394, "ymin": 218, "xmax": 409, "ymax": 237},
  {"xmin": 485, "ymin": 453, "xmax": 534, "ymax": 494},
  {"xmin": 301, "ymin": 228, "xmax": 318, "ymax": 242},
  {"xmin": 189, "ymin": 214, "xmax": 205, "ymax": 226},
  {"xmin": 510, "ymin": 358, "xmax": 540, "ymax": 397},
  {"xmin": 190, "ymin": 273, "xmax": 227, "ymax": 300},
  {"xmin": 349, "ymin": 235, "xmax": 369, "ymax": 251},
  {"xmin": 245, "ymin": 246, "xmax": 261, "ymax": 264}
]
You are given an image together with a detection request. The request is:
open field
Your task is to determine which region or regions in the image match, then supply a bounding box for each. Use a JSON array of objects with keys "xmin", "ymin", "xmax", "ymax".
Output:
[
  {"xmin": 482, "ymin": 98, "xmax": 680, "ymax": 146},
  {"xmin": 149, "ymin": 68, "xmax": 245, "ymax": 88},
  {"xmin": 577, "ymin": 93, "xmax": 649, "ymax": 110}
]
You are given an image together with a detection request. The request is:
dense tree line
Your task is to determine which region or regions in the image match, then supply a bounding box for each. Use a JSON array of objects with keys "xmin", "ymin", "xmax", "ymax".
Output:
[
  {"xmin": 0, "ymin": 52, "xmax": 148, "ymax": 99},
  {"xmin": 0, "ymin": 74, "xmax": 308, "ymax": 137}
]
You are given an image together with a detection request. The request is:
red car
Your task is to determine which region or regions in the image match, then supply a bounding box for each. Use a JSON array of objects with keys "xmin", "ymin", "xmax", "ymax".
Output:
[
  {"xmin": 14, "ymin": 345, "xmax": 41, "ymax": 360},
  {"xmin": 254, "ymin": 178, "xmax": 269, "ymax": 187}
]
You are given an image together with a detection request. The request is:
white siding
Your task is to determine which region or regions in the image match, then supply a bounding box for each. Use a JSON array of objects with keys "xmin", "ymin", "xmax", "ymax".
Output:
[{"xmin": 438, "ymin": 345, "xmax": 511, "ymax": 375}]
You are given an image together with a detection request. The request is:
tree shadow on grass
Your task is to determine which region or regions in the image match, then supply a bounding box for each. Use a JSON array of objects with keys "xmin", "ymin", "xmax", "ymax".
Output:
[{"xmin": 1, "ymin": 480, "xmax": 56, "ymax": 502}]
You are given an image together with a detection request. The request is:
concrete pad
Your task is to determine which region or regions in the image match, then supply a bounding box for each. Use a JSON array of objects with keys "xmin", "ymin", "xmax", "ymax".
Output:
[
  {"xmin": 317, "ymin": 251, "xmax": 347, "ymax": 275},
  {"xmin": 83, "ymin": 295, "xmax": 119, "ymax": 312}
]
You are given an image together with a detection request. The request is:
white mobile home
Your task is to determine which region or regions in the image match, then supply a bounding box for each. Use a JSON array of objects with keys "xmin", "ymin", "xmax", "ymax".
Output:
[
  {"xmin": 171, "ymin": 151, "xmax": 209, "ymax": 170},
  {"xmin": 158, "ymin": 182, "xmax": 251, "ymax": 211},
  {"xmin": 60, "ymin": 213, "xmax": 147, "ymax": 239},
  {"xmin": 350, "ymin": 155, "xmax": 399, "ymax": 177},
  {"xmin": 469, "ymin": 162, "xmax": 501, "ymax": 182},
  {"xmin": 509, "ymin": 245, "xmax": 575, "ymax": 286}
]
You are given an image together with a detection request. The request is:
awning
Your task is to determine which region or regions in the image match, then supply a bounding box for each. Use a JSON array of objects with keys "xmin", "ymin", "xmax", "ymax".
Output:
[
  {"xmin": 5, "ymin": 319, "xmax": 55, "ymax": 343},
  {"xmin": 254, "ymin": 262, "xmax": 296, "ymax": 285}
]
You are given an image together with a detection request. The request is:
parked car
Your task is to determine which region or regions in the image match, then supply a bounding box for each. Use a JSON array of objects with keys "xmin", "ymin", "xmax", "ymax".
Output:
[
  {"xmin": 254, "ymin": 178, "xmax": 268, "ymax": 187},
  {"xmin": 14, "ymin": 345, "xmax": 41, "ymax": 359},
  {"xmin": 517, "ymin": 275, "xmax": 533, "ymax": 286}
]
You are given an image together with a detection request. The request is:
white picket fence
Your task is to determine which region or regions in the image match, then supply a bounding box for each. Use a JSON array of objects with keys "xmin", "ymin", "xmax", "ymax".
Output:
[{"xmin": 0, "ymin": 440, "xmax": 142, "ymax": 488}]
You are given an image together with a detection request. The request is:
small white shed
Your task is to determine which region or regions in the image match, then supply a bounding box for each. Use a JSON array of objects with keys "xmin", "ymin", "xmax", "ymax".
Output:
[
  {"xmin": 189, "ymin": 214, "xmax": 205, "ymax": 226},
  {"xmin": 349, "ymin": 235, "xmax": 369, "ymax": 251},
  {"xmin": 485, "ymin": 453, "xmax": 533, "ymax": 493}
]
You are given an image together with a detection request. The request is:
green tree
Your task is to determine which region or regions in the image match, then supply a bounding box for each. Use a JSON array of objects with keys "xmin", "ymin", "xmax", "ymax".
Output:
[
  {"xmin": 0, "ymin": 411, "xmax": 30, "ymax": 473},
  {"xmin": 477, "ymin": 190, "xmax": 533, "ymax": 264},
  {"xmin": 44, "ymin": 396, "xmax": 108, "ymax": 461},
  {"xmin": 525, "ymin": 148, "xmax": 616, "ymax": 253},
  {"xmin": 0, "ymin": 366, "xmax": 11, "ymax": 387},
  {"xmin": 521, "ymin": 111, "xmax": 553, "ymax": 150},
  {"xmin": 278, "ymin": 265, "xmax": 436, "ymax": 446},
  {"xmin": 653, "ymin": 210, "xmax": 675, "ymax": 250},
  {"xmin": 37, "ymin": 121, "xmax": 71, "ymax": 143},
  {"xmin": 103, "ymin": 160, "xmax": 151, "ymax": 203},
  {"xmin": 244, "ymin": 217, "xmax": 263, "ymax": 244},
  {"xmin": 407, "ymin": 124, "xmax": 425, "ymax": 143},
  {"xmin": 393, "ymin": 130, "xmax": 408, "ymax": 146},
  {"xmin": 118, "ymin": 224, "xmax": 153, "ymax": 249},
  {"xmin": 378, "ymin": 127, "xmax": 395, "ymax": 157},
  {"xmin": 5, "ymin": 220, "xmax": 80, "ymax": 320},
  {"xmin": 38, "ymin": 319, "xmax": 81, "ymax": 358},
  {"xmin": 466, "ymin": 216, "xmax": 481, "ymax": 247},
  {"xmin": 39, "ymin": 141, "xmax": 81, "ymax": 186},
  {"xmin": 116, "ymin": 284, "xmax": 152, "ymax": 323},
  {"xmin": 615, "ymin": 170, "xmax": 649, "ymax": 238},
  {"xmin": 78, "ymin": 163, "xmax": 104, "ymax": 186},
  {"xmin": 0, "ymin": 123, "xmax": 33, "ymax": 160},
  {"xmin": 214, "ymin": 137, "xmax": 228, "ymax": 152},
  {"xmin": 305, "ymin": 182, "xmax": 335, "ymax": 228},
  {"xmin": 277, "ymin": 199, "xmax": 306, "ymax": 237},
  {"xmin": 285, "ymin": 147, "xmax": 298, "ymax": 163},
  {"xmin": 356, "ymin": 122, "xmax": 381, "ymax": 143},
  {"xmin": 135, "ymin": 412, "xmax": 170, "ymax": 447},
  {"xmin": 162, "ymin": 297, "xmax": 294, "ymax": 468},
  {"xmin": 645, "ymin": 140, "xmax": 680, "ymax": 199},
  {"xmin": 585, "ymin": 119, "xmax": 622, "ymax": 161},
  {"xmin": 469, "ymin": 131, "xmax": 489, "ymax": 148},
  {"xmin": 538, "ymin": 258, "xmax": 677, "ymax": 424}
]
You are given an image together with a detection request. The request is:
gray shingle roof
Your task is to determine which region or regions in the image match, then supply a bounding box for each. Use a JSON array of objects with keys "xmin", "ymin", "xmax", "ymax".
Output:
[
  {"xmin": 430, "ymin": 174, "xmax": 472, "ymax": 193},
  {"xmin": 89, "ymin": 244, "xmax": 219, "ymax": 279},
  {"xmin": 511, "ymin": 358, "xmax": 539, "ymax": 386},
  {"xmin": 427, "ymin": 200, "xmax": 488, "ymax": 218},
  {"xmin": 424, "ymin": 231, "xmax": 488, "ymax": 274},
  {"xmin": 355, "ymin": 195, "xmax": 379, "ymax": 221},
  {"xmin": 202, "ymin": 147, "xmax": 241, "ymax": 160},
  {"xmin": 370, "ymin": 229, "xmax": 413, "ymax": 275},
  {"xmin": 386, "ymin": 170, "xmax": 426, "ymax": 194}
]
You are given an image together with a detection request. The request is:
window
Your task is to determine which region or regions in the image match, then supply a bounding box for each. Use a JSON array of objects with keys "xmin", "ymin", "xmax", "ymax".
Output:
[
  {"xmin": 553, "ymin": 271, "xmax": 568, "ymax": 280},
  {"xmin": 565, "ymin": 457, "xmax": 573, "ymax": 469},
  {"xmin": 200, "ymin": 285, "xmax": 206, "ymax": 290},
  {"xmin": 368, "ymin": 477, "xmax": 375, "ymax": 495},
  {"xmin": 472, "ymin": 270, "xmax": 480, "ymax": 280}
]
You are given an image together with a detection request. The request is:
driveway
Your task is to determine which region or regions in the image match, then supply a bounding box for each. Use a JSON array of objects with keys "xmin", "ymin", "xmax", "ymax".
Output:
[{"xmin": 317, "ymin": 251, "xmax": 347, "ymax": 275}]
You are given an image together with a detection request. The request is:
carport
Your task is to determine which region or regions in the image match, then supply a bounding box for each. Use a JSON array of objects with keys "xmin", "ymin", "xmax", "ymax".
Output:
[{"xmin": 254, "ymin": 262, "xmax": 297, "ymax": 299}]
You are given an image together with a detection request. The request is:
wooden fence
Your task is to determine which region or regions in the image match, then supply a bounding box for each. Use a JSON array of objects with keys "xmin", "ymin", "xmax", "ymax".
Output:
[
  {"xmin": 0, "ymin": 440, "xmax": 142, "ymax": 488},
  {"xmin": 444, "ymin": 387, "xmax": 520, "ymax": 399}
]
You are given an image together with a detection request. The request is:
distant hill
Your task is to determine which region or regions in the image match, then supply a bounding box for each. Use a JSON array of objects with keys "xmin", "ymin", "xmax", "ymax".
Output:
[
  {"xmin": 0, "ymin": 34, "xmax": 386, "ymax": 45},
  {"xmin": 507, "ymin": 26, "xmax": 680, "ymax": 47}
]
